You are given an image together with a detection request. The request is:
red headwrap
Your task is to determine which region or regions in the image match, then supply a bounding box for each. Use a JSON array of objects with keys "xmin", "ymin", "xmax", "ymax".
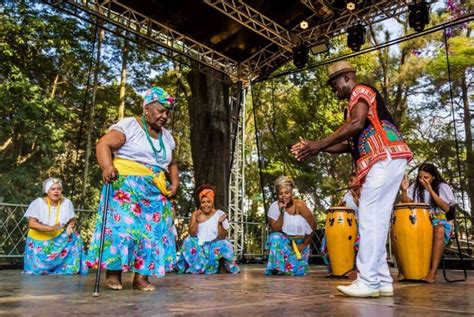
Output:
[{"xmin": 199, "ymin": 189, "xmax": 215, "ymax": 204}]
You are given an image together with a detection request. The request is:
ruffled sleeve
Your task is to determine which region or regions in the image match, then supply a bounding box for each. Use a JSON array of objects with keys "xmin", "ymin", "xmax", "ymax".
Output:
[
  {"xmin": 24, "ymin": 198, "xmax": 43, "ymax": 220},
  {"xmin": 109, "ymin": 117, "xmax": 138, "ymax": 141},
  {"xmin": 267, "ymin": 201, "xmax": 280, "ymax": 221},
  {"xmin": 59, "ymin": 198, "xmax": 76, "ymax": 225},
  {"xmin": 439, "ymin": 183, "xmax": 456, "ymax": 206}
]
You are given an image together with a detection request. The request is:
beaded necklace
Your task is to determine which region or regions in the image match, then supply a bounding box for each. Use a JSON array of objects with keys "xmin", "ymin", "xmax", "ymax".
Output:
[{"xmin": 141, "ymin": 115, "xmax": 167, "ymax": 164}]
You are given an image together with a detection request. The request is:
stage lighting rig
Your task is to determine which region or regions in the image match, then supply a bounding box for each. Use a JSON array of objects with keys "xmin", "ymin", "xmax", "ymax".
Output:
[
  {"xmin": 293, "ymin": 43, "xmax": 309, "ymax": 69},
  {"xmin": 346, "ymin": 1, "xmax": 356, "ymax": 11},
  {"xmin": 300, "ymin": 20, "xmax": 309, "ymax": 30},
  {"xmin": 408, "ymin": 1, "xmax": 430, "ymax": 32},
  {"xmin": 347, "ymin": 24, "xmax": 366, "ymax": 52}
]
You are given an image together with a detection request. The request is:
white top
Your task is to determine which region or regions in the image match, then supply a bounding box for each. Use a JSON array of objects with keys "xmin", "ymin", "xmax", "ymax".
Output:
[
  {"xmin": 24, "ymin": 197, "xmax": 76, "ymax": 226},
  {"xmin": 197, "ymin": 209, "xmax": 229, "ymax": 245},
  {"xmin": 267, "ymin": 201, "xmax": 313, "ymax": 236},
  {"xmin": 342, "ymin": 192, "xmax": 359, "ymax": 218},
  {"xmin": 407, "ymin": 183, "xmax": 455, "ymax": 215},
  {"xmin": 110, "ymin": 117, "xmax": 176, "ymax": 171}
]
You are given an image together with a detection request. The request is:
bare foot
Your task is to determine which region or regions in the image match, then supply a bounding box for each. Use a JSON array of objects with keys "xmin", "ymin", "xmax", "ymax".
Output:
[
  {"xmin": 348, "ymin": 269, "xmax": 358, "ymax": 281},
  {"xmin": 133, "ymin": 273, "xmax": 155, "ymax": 291},
  {"xmin": 422, "ymin": 275, "xmax": 436, "ymax": 283},
  {"xmin": 396, "ymin": 272, "xmax": 405, "ymax": 282},
  {"xmin": 105, "ymin": 270, "xmax": 123, "ymax": 290}
]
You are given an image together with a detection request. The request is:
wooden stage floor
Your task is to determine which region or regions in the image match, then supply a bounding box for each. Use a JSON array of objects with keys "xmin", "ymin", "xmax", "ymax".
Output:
[{"xmin": 0, "ymin": 265, "xmax": 473, "ymax": 316}]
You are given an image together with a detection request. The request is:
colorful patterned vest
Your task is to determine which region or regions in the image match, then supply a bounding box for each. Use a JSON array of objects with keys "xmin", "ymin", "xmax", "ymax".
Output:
[{"xmin": 347, "ymin": 84, "xmax": 412, "ymax": 182}]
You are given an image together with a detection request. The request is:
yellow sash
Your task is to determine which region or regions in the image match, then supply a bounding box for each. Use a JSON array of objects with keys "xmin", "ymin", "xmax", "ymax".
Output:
[
  {"xmin": 28, "ymin": 228, "xmax": 64, "ymax": 241},
  {"xmin": 113, "ymin": 157, "xmax": 171, "ymax": 196},
  {"xmin": 433, "ymin": 213, "xmax": 447, "ymax": 221},
  {"xmin": 28, "ymin": 198, "xmax": 63, "ymax": 241}
]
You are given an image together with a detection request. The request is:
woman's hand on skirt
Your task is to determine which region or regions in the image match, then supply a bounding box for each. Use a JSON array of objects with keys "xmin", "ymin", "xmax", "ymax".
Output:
[
  {"xmin": 66, "ymin": 224, "xmax": 75, "ymax": 235},
  {"xmin": 102, "ymin": 165, "xmax": 119, "ymax": 183}
]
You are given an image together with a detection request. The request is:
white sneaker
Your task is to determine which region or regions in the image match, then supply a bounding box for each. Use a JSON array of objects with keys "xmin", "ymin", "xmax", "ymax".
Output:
[
  {"xmin": 337, "ymin": 280, "xmax": 380, "ymax": 298},
  {"xmin": 379, "ymin": 285, "xmax": 394, "ymax": 297}
]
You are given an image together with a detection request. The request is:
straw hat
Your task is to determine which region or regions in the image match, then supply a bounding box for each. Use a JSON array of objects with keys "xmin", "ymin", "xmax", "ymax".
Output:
[{"xmin": 327, "ymin": 61, "xmax": 355, "ymax": 84}]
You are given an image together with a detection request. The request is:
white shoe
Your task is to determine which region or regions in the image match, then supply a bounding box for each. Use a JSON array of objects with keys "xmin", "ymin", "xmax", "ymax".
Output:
[
  {"xmin": 379, "ymin": 285, "xmax": 394, "ymax": 297},
  {"xmin": 337, "ymin": 281, "xmax": 380, "ymax": 298}
]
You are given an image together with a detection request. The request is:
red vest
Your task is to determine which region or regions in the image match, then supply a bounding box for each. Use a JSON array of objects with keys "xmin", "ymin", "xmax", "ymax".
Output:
[{"xmin": 347, "ymin": 84, "xmax": 413, "ymax": 183}]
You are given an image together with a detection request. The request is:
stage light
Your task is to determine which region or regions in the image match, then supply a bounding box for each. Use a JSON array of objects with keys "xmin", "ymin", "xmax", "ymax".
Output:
[
  {"xmin": 408, "ymin": 1, "xmax": 430, "ymax": 32},
  {"xmin": 346, "ymin": 1, "xmax": 356, "ymax": 11},
  {"xmin": 310, "ymin": 40, "xmax": 329, "ymax": 55},
  {"xmin": 300, "ymin": 21, "xmax": 309, "ymax": 30},
  {"xmin": 347, "ymin": 24, "xmax": 365, "ymax": 52},
  {"xmin": 293, "ymin": 43, "xmax": 309, "ymax": 69}
]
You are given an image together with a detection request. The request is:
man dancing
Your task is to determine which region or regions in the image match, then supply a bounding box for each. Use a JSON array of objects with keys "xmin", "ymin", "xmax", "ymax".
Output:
[{"xmin": 291, "ymin": 61, "xmax": 412, "ymax": 298}]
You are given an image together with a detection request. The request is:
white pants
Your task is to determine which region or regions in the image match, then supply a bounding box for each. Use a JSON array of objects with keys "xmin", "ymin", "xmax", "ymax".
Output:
[{"xmin": 356, "ymin": 155, "xmax": 407, "ymax": 289}]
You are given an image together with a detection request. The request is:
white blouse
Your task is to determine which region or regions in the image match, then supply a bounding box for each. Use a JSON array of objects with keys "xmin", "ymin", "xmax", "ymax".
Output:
[
  {"xmin": 407, "ymin": 182, "xmax": 455, "ymax": 215},
  {"xmin": 267, "ymin": 201, "xmax": 313, "ymax": 236},
  {"xmin": 342, "ymin": 191, "xmax": 359, "ymax": 218},
  {"xmin": 197, "ymin": 209, "xmax": 230, "ymax": 245},
  {"xmin": 110, "ymin": 117, "xmax": 175, "ymax": 171},
  {"xmin": 24, "ymin": 197, "xmax": 76, "ymax": 226}
]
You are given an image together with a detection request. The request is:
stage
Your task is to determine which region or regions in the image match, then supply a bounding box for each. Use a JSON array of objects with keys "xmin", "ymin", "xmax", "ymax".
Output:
[{"xmin": 0, "ymin": 265, "xmax": 473, "ymax": 316}]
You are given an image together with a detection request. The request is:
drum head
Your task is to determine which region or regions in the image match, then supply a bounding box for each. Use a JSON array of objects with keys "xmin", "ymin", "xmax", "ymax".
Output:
[
  {"xmin": 326, "ymin": 206, "xmax": 355, "ymax": 213},
  {"xmin": 394, "ymin": 202, "xmax": 430, "ymax": 210}
]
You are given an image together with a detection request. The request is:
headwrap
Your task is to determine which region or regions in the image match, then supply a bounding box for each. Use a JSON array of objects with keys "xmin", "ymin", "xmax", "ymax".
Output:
[
  {"xmin": 143, "ymin": 86, "xmax": 176, "ymax": 110},
  {"xmin": 274, "ymin": 176, "xmax": 295, "ymax": 192},
  {"xmin": 43, "ymin": 177, "xmax": 62, "ymax": 194},
  {"xmin": 199, "ymin": 189, "xmax": 215, "ymax": 204}
]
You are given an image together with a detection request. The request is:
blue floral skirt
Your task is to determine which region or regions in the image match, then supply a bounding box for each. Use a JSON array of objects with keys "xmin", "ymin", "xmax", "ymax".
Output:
[
  {"xmin": 432, "ymin": 218, "xmax": 452, "ymax": 245},
  {"xmin": 176, "ymin": 236, "xmax": 240, "ymax": 274},
  {"xmin": 86, "ymin": 170, "xmax": 175, "ymax": 277},
  {"xmin": 264, "ymin": 232, "xmax": 310, "ymax": 276},
  {"xmin": 24, "ymin": 231, "xmax": 88, "ymax": 275}
]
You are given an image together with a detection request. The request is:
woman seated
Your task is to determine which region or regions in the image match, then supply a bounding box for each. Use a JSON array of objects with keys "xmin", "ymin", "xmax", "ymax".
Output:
[
  {"xmin": 265, "ymin": 176, "xmax": 316, "ymax": 276},
  {"xmin": 401, "ymin": 163, "xmax": 455, "ymax": 283},
  {"xmin": 23, "ymin": 177, "xmax": 88, "ymax": 275},
  {"xmin": 177, "ymin": 185, "xmax": 240, "ymax": 274}
]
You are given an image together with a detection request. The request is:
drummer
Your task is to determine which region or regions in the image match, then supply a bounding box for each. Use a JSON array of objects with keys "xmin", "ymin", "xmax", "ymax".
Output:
[{"xmin": 401, "ymin": 163, "xmax": 456, "ymax": 283}]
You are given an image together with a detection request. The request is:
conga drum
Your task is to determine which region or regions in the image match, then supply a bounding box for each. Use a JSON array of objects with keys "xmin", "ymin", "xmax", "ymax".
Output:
[
  {"xmin": 391, "ymin": 203, "xmax": 433, "ymax": 280},
  {"xmin": 325, "ymin": 206, "xmax": 358, "ymax": 276}
]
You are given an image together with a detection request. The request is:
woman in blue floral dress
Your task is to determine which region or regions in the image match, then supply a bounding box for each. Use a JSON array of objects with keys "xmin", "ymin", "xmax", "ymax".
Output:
[
  {"xmin": 265, "ymin": 176, "xmax": 316, "ymax": 276},
  {"xmin": 177, "ymin": 185, "xmax": 240, "ymax": 274},
  {"xmin": 86, "ymin": 86, "xmax": 179, "ymax": 291},
  {"xmin": 23, "ymin": 177, "xmax": 88, "ymax": 275}
]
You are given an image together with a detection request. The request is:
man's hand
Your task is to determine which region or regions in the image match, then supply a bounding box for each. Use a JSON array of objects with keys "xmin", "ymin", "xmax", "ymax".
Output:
[{"xmin": 290, "ymin": 137, "xmax": 324, "ymax": 161}]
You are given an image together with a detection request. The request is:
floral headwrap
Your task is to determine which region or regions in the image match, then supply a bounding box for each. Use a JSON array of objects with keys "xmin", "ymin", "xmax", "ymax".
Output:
[
  {"xmin": 199, "ymin": 189, "xmax": 215, "ymax": 204},
  {"xmin": 143, "ymin": 86, "xmax": 176, "ymax": 110}
]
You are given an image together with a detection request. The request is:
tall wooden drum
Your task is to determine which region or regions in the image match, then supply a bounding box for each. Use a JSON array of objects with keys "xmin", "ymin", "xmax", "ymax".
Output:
[
  {"xmin": 391, "ymin": 203, "xmax": 433, "ymax": 280},
  {"xmin": 325, "ymin": 206, "xmax": 358, "ymax": 276}
]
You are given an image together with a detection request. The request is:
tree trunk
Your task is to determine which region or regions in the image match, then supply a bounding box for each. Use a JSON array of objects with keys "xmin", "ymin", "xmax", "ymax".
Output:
[
  {"xmin": 80, "ymin": 27, "xmax": 104, "ymax": 208},
  {"xmin": 118, "ymin": 40, "xmax": 128, "ymax": 120},
  {"xmin": 186, "ymin": 65, "xmax": 231, "ymax": 210}
]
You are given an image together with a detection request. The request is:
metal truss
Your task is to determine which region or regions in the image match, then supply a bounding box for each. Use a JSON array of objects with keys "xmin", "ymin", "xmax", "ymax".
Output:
[
  {"xmin": 62, "ymin": 0, "xmax": 411, "ymax": 81},
  {"xmin": 245, "ymin": 0, "xmax": 408, "ymax": 80},
  {"xmin": 203, "ymin": 0, "xmax": 293, "ymax": 51},
  {"xmin": 227, "ymin": 86, "xmax": 246, "ymax": 258},
  {"xmin": 63, "ymin": 0, "xmax": 246, "ymax": 81}
]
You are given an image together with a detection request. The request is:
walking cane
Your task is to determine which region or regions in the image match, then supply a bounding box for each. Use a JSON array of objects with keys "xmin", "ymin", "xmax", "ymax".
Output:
[{"xmin": 92, "ymin": 183, "xmax": 112, "ymax": 297}]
